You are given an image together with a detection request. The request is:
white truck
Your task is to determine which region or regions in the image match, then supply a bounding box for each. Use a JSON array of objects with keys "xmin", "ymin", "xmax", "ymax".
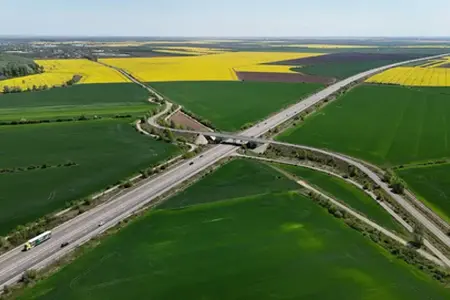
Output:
[{"xmin": 23, "ymin": 231, "xmax": 52, "ymax": 251}]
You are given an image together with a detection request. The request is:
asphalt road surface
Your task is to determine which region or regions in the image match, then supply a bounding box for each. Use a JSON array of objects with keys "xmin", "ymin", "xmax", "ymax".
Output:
[{"xmin": 1, "ymin": 52, "xmax": 448, "ymax": 290}]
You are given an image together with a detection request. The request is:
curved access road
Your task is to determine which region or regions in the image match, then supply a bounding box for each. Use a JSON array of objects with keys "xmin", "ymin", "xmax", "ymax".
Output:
[
  {"xmin": 1, "ymin": 52, "xmax": 449, "ymax": 291},
  {"xmin": 146, "ymin": 124, "xmax": 450, "ymax": 253},
  {"xmin": 235, "ymin": 154, "xmax": 450, "ymax": 267}
]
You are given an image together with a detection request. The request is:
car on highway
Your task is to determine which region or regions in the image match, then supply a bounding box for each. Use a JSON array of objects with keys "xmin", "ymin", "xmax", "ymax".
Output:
[
  {"xmin": 60, "ymin": 242, "xmax": 69, "ymax": 248},
  {"xmin": 98, "ymin": 221, "xmax": 105, "ymax": 227},
  {"xmin": 189, "ymin": 162, "xmax": 194, "ymax": 166}
]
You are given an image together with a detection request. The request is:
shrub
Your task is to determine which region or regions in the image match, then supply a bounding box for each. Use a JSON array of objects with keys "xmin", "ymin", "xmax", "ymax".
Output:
[
  {"xmin": 121, "ymin": 181, "xmax": 133, "ymax": 189},
  {"xmin": 3, "ymin": 284, "xmax": 11, "ymax": 295},
  {"xmin": 22, "ymin": 269, "xmax": 38, "ymax": 284}
]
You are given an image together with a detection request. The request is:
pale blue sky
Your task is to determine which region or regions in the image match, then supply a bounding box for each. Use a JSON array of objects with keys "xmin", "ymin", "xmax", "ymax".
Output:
[{"xmin": 2, "ymin": 0, "xmax": 449, "ymax": 37}]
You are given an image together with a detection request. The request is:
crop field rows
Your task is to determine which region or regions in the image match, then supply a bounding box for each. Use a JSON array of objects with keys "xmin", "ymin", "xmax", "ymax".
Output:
[
  {"xmin": 271, "ymin": 52, "xmax": 426, "ymax": 80},
  {"xmin": 0, "ymin": 82, "xmax": 179, "ymax": 235},
  {"xmin": 0, "ymin": 49, "xmax": 434, "ymax": 97},
  {"xmin": 14, "ymin": 159, "xmax": 450, "ymax": 300},
  {"xmin": 0, "ymin": 83, "xmax": 153, "ymax": 121},
  {"xmin": 149, "ymin": 81, "xmax": 322, "ymax": 131},
  {"xmin": 278, "ymin": 85, "xmax": 450, "ymax": 166},
  {"xmin": 367, "ymin": 67, "xmax": 450, "ymax": 86},
  {"xmin": 151, "ymin": 46, "xmax": 231, "ymax": 56},
  {"xmin": 397, "ymin": 163, "xmax": 450, "ymax": 223},
  {"xmin": 3, "ymin": 41, "xmax": 450, "ymax": 299},
  {"xmin": 366, "ymin": 57, "xmax": 450, "ymax": 86},
  {"xmin": 0, "ymin": 118, "xmax": 179, "ymax": 235},
  {"xmin": 100, "ymin": 52, "xmax": 325, "ymax": 82}
]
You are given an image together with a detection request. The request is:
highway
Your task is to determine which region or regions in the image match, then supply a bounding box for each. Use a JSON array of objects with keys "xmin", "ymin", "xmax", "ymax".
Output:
[{"xmin": 1, "ymin": 52, "xmax": 449, "ymax": 290}]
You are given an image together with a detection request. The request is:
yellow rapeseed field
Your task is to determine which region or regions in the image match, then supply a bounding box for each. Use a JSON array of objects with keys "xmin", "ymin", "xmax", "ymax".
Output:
[
  {"xmin": 0, "ymin": 73, "xmax": 74, "ymax": 91},
  {"xmin": 37, "ymin": 60, "xmax": 130, "ymax": 84},
  {"xmin": 272, "ymin": 44, "xmax": 377, "ymax": 49},
  {"xmin": 153, "ymin": 47, "xmax": 230, "ymax": 56},
  {"xmin": 396, "ymin": 45, "xmax": 450, "ymax": 49},
  {"xmin": 366, "ymin": 57, "xmax": 450, "ymax": 87},
  {"xmin": 101, "ymin": 52, "xmax": 324, "ymax": 82},
  {"xmin": 152, "ymin": 49, "xmax": 200, "ymax": 56},
  {"xmin": 0, "ymin": 59, "xmax": 129, "ymax": 90}
]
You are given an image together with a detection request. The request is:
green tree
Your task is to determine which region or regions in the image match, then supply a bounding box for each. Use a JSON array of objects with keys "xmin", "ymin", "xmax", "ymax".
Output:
[
  {"xmin": 3, "ymin": 284, "xmax": 11, "ymax": 295},
  {"xmin": 246, "ymin": 141, "xmax": 258, "ymax": 149},
  {"xmin": 382, "ymin": 170, "xmax": 394, "ymax": 184},
  {"xmin": 22, "ymin": 269, "xmax": 38, "ymax": 284},
  {"xmin": 164, "ymin": 129, "xmax": 175, "ymax": 142},
  {"xmin": 391, "ymin": 180, "xmax": 404, "ymax": 194},
  {"xmin": 411, "ymin": 224, "xmax": 424, "ymax": 248},
  {"xmin": 182, "ymin": 152, "xmax": 195, "ymax": 159},
  {"xmin": 348, "ymin": 165, "xmax": 357, "ymax": 177},
  {"xmin": 0, "ymin": 236, "xmax": 7, "ymax": 248},
  {"xmin": 83, "ymin": 198, "xmax": 92, "ymax": 206}
]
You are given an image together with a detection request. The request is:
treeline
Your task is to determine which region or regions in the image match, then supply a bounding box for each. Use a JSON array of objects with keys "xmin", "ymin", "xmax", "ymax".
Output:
[
  {"xmin": 2, "ymin": 75, "xmax": 82, "ymax": 94},
  {"xmin": 0, "ymin": 54, "xmax": 44, "ymax": 80},
  {"xmin": 0, "ymin": 62, "xmax": 43, "ymax": 79},
  {"xmin": 0, "ymin": 113, "xmax": 133, "ymax": 127},
  {"xmin": 0, "ymin": 161, "xmax": 77, "ymax": 175}
]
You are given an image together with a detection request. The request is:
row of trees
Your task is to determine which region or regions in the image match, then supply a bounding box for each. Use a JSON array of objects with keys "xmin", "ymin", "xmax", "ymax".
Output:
[
  {"xmin": 0, "ymin": 161, "xmax": 77, "ymax": 175},
  {"xmin": 0, "ymin": 62, "xmax": 43, "ymax": 79},
  {"xmin": 3, "ymin": 84, "xmax": 49, "ymax": 94},
  {"xmin": 0, "ymin": 113, "xmax": 132, "ymax": 127},
  {"xmin": 382, "ymin": 170, "xmax": 405, "ymax": 195}
]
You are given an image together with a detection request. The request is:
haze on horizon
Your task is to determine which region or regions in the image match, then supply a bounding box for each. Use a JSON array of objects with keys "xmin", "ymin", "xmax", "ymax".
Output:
[{"xmin": 2, "ymin": 0, "xmax": 450, "ymax": 37}]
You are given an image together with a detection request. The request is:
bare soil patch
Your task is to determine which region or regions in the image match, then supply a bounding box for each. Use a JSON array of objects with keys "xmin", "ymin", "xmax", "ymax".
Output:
[{"xmin": 169, "ymin": 111, "xmax": 211, "ymax": 131}]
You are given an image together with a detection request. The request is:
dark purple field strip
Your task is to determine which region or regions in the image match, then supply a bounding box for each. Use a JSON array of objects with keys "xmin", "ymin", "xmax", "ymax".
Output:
[
  {"xmin": 236, "ymin": 71, "xmax": 334, "ymax": 84},
  {"xmin": 419, "ymin": 60, "xmax": 447, "ymax": 68},
  {"xmin": 438, "ymin": 63, "xmax": 450, "ymax": 68},
  {"xmin": 269, "ymin": 52, "xmax": 423, "ymax": 66}
]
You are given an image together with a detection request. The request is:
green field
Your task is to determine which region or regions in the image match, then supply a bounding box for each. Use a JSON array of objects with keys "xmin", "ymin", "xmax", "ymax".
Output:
[
  {"xmin": 16, "ymin": 159, "xmax": 450, "ymax": 300},
  {"xmin": 0, "ymin": 119, "xmax": 179, "ymax": 235},
  {"xmin": 278, "ymin": 85, "xmax": 450, "ymax": 166},
  {"xmin": 398, "ymin": 163, "xmax": 450, "ymax": 223},
  {"xmin": 279, "ymin": 164, "xmax": 405, "ymax": 234},
  {"xmin": 293, "ymin": 60, "xmax": 403, "ymax": 79},
  {"xmin": 150, "ymin": 81, "xmax": 321, "ymax": 131},
  {"xmin": 0, "ymin": 83, "xmax": 153, "ymax": 121},
  {"xmin": 159, "ymin": 159, "xmax": 299, "ymax": 209}
]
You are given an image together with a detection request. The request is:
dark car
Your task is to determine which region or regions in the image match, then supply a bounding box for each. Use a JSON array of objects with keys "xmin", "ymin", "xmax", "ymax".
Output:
[{"xmin": 60, "ymin": 242, "xmax": 69, "ymax": 248}]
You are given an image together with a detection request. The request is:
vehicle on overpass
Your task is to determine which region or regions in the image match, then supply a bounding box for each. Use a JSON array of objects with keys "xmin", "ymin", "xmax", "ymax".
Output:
[{"xmin": 23, "ymin": 231, "xmax": 52, "ymax": 251}]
